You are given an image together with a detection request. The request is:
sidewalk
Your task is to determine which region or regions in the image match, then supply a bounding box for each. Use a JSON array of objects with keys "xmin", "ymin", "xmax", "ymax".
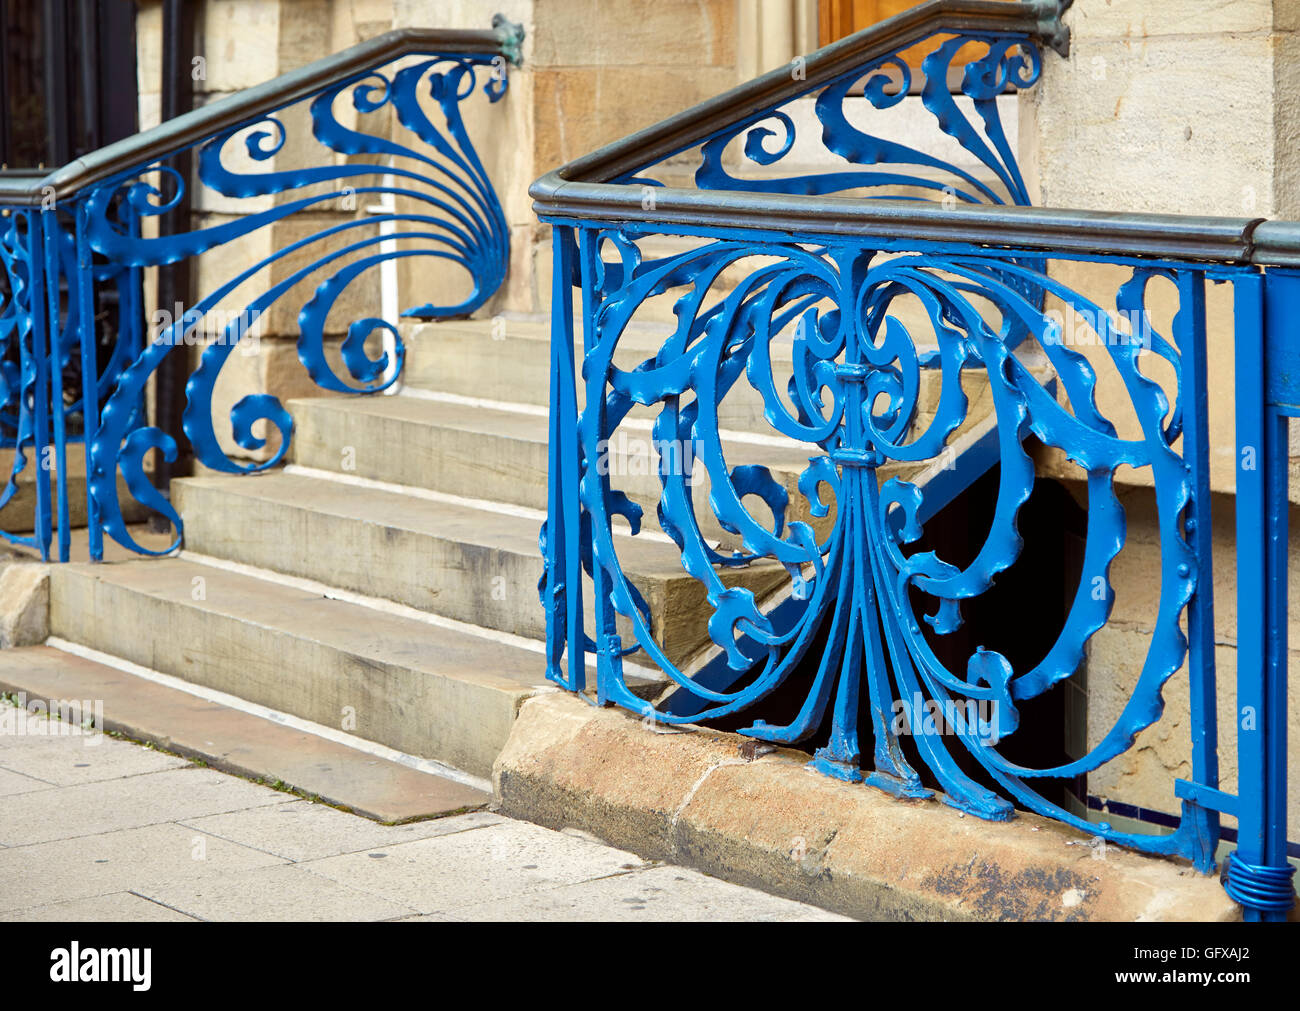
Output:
[{"xmin": 0, "ymin": 710, "xmax": 845, "ymax": 922}]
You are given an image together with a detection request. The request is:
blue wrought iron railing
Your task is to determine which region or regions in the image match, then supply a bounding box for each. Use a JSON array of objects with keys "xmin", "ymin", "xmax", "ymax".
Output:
[
  {"xmin": 532, "ymin": 0, "xmax": 1296, "ymax": 920},
  {"xmin": 0, "ymin": 19, "xmax": 522, "ymax": 560}
]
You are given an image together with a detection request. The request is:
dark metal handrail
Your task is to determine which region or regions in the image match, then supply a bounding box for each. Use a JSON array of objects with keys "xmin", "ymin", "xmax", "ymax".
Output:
[
  {"xmin": 0, "ymin": 20, "xmax": 525, "ymax": 205},
  {"xmin": 534, "ymin": 185, "xmax": 1265, "ymax": 263},
  {"xmin": 527, "ymin": 0, "xmax": 1291, "ymax": 265}
]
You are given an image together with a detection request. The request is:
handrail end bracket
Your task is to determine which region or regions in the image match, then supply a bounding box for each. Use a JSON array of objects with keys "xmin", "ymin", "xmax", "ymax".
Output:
[
  {"xmin": 493, "ymin": 13, "xmax": 526, "ymax": 67},
  {"xmin": 1026, "ymin": 0, "xmax": 1073, "ymax": 58}
]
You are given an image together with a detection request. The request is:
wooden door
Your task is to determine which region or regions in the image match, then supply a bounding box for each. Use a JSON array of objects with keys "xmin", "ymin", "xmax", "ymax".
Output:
[{"xmin": 820, "ymin": 0, "xmax": 1015, "ymax": 69}]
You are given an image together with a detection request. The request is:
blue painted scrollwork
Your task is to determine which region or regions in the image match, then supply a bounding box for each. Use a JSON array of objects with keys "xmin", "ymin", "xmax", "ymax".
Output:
[
  {"xmin": 629, "ymin": 32, "xmax": 1038, "ymax": 208},
  {"xmin": 557, "ymin": 227, "xmax": 1219, "ymax": 868},
  {"xmin": 0, "ymin": 210, "xmax": 42, "ymax": 549},
  {"xmin": 77, "ymin": 54, "xmax": 511, "ymax": 554}
]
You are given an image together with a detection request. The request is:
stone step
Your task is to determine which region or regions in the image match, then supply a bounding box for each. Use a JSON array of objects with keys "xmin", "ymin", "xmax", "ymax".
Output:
[
  {"xmin": 47, "ymin": 555, "xmax": 551, "ymax": 779},
  {"xmin": 396, "ymin": 315, "xmax": 999, "ymax": 442},
  {"xmin": 171, "ymin": 470, "xmax": 789, "ymax": 668},
  {"xmin": 399, "ymin": 316, "xmax": 797, "ymax": 434},
  {"xmin": 288, "ymin": 394, "xmax": 551, "ymax": 505},
  {"xmin": 396, "ymin": 316, "xmax": 653, "ymax": 406},
  {"xmin": 0, "ymin": 449, "xmax": 148, "ymax": 535},
  {"xmin": 0, "ymin": 644, "xmax": 489, "ymax": 822},
  {"xmin": 286, "ymin": 393, "xmax": 834, "ymax": 546}
]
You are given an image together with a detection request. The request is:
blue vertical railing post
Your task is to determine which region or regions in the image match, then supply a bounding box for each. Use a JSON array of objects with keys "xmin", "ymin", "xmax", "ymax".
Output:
[
  {"xmin": 1231, "ymin": 268, "xmax": 1296, "ymax": 921},
  {"xmin": 576, "ymin": 227, "xmax": 619, "ymax": 707},
  {"xmin": 546, "ymin": 226, "xmax": 586, "ymax": 692},
  {"xmin": 1175, "ymin": 269, "xmax": 1220, "ymax": 870},
  {"xmin": 74, "ymin": 202, "xmax": 103, "ymax": 563},
  {"xmin": 24, "ymin": 212, "xmax": 53, "ymax": 562},
  {"xmin": 39, "ymin": 209, "xmax": 71, "ymax": 562},
  {"xmin": 125, "ymin": 203, "xmax": 147, "ymax": 458}
]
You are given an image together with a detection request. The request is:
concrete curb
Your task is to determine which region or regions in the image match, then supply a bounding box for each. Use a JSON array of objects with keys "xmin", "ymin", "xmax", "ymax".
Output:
[{"xmin": 493, "ymin": 694, "xmax": 1241, "ymax": 922}]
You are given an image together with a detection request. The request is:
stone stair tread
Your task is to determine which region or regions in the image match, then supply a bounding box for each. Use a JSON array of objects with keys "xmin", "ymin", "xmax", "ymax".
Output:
[
  {"xmin": 178, "ymin": 469, "xmax": 785, "ymax": 581},
  {"xmin": 412, "ymin": 314, "xmax": 676, "ymax": 351},
  {"xmin": 0, "ymin": 644, "xmax": 488, "ymax": 823},
  {"xmin": 48, "ymin": 555, "xmax": 552, "ymax": 776},
  {"xmin": 289, "ymin": 393, "xmax": 822, "ymax": 474},
  {"xmin": 3, "ymin": 523, "xmax": 176, "ymax": 564},
  {"xmin": 173, "ymin": 470, "xmax": 787, "ymax": 668},
  {"xmin": 52, "ymin": 555, "xmax": 549, "ymax": 696},
  {"xmin": 180, "ymin": 470, "xmax": 550, "ymax": 559},
  {"xmin": 290, "ymin": 393, "xmax": 550, "ymax": 444},
  {"xmin": 405, "ymin": 315, "xmax": 798, "ymax": 360},
  {"xmin": 0, "ymin": 449, "xmax": 151, "ymax": 533}
]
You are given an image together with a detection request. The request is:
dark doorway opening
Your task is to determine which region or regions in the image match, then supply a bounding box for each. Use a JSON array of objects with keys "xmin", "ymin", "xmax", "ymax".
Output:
[
  {"xmin": 0, "ymin": 0, "xmax": 138, "ymax": 171},
  {"xmin": 702, "ymin": 462, "xmax": 1089, "ymax": 814},
  {"xmin": 0, "ymin": 1, "xmax": 141, "ymax": 450},
  {"xmin": 905, "ymin": 466, "xmax": 1088, "ymax": 811}
]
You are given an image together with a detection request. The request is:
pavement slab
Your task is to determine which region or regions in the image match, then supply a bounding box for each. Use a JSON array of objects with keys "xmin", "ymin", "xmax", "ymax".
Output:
[
  {"xmin": 0, "ymin": 765, "xmax": 289, "ymax": 847},
  {"xmin": 441, "ymin": 864, "xmax": 849, "ymax": 921},
  {"xmin": 0, "ymin": 822, "xmax": 286, "ymax": 911},
  {"xmin": 0, "ymin": 699, "xmax": 842, "ymax": 921},
  {"xmin": 134, "ymin": 864, "xmax": 418, "ymax": 922},
  {"xmin": 1, "ymin": 892, "xmax": 199, "ymax": 922},
  {"xmin": 0, "ymin": 732, "xmax": 190, "ymax": 786},
  {"xmin": 179, "ymin": 803, "xmax": 506, "ymax": 863},
  {"xmin": 0, "ymin": 766, "xmax": 53, "ymax": 797},
  {"xmin": 301, "ymin": 819, "xmax": 656, "ymax": 915}
]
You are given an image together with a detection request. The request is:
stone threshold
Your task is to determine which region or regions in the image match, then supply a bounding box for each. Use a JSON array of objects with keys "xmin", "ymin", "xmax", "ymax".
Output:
[
  {"xmin": 493, "ymin": 693, "xmax": 1241, "ymax": 922},
  {"xmin": 0, "ymin": 644, "xmax": 489, "ymax": 823}
]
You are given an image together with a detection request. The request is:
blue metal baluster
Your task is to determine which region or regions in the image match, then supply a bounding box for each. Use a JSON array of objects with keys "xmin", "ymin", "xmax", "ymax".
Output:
[
  {"xmin": 1262, "ymin": 383, "xmax": 1291, "ymax": 911},
  {"xmin": 125, "ymin": 200, "xmax": 147, "ymax": 448},
  {"xmin": 40, "ymin": 211, "xmax": 71, "ymax": 562},
  {"xmin": 577, "ymin": 227, "xmax": 620, "ymax": 705},
  {"xmin": 75, "ymin": 202, "xmax": 103, "ymax": 563},
  {"xmin": 25, "ymin": 213, "xmax": 53, "ymax": 561},
  {"xmin": 1173, "ymin": 268, "xmax": 1220, "ymax": 870},
  {"xmin": 546, "ymin": 226, "xmax": 585, "ymax": 692},
  {"xmin": 1259, "ymin": 267, "xmax": 1296, "ymax": 917},
  {"xmin": 1231, "ymin": 268, "xmax": 1295, "ymax": 920},
  {"xmin": 811, "ymin": 247, "xmax": 869, "ymax": 781}
]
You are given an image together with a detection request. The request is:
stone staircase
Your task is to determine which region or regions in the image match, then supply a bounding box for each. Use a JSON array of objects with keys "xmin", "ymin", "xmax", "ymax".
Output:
[
  {"xmin": 18, "ymin": 315, "xmax": 810, "ymax": 787},
  {"xmin": 9, "ymin": 312, "xmax": 1026, "ymax": 803}
]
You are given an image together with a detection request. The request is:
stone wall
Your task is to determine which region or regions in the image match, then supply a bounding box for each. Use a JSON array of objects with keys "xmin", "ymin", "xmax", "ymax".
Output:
[
  {"xmin": 1022, "ymin": 0, "xmax": 1295, "ymax": 217},
  {"xmin": 1076, "ymin": 486, "xmax": 1300, "ymax": 838},
  {"xmin": 1019, "ymin": 1, "xmax": 1300, "ymax": 842}
]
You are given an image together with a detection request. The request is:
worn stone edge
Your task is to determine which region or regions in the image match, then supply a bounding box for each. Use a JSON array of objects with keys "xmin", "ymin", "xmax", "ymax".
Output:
[{"xmin": 493, "ymin": 693, "xmax": 1242, "ymax": 922}]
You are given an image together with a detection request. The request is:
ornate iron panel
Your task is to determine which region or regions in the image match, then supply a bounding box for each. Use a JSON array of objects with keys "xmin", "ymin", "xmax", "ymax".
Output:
[
  {"xmin": 536, "ymin": 3, "xmax": 1296, "ymax": 921},
  {"xmin": 0, "ymin": 24, "xmax": 520, "ymax": 558}
]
